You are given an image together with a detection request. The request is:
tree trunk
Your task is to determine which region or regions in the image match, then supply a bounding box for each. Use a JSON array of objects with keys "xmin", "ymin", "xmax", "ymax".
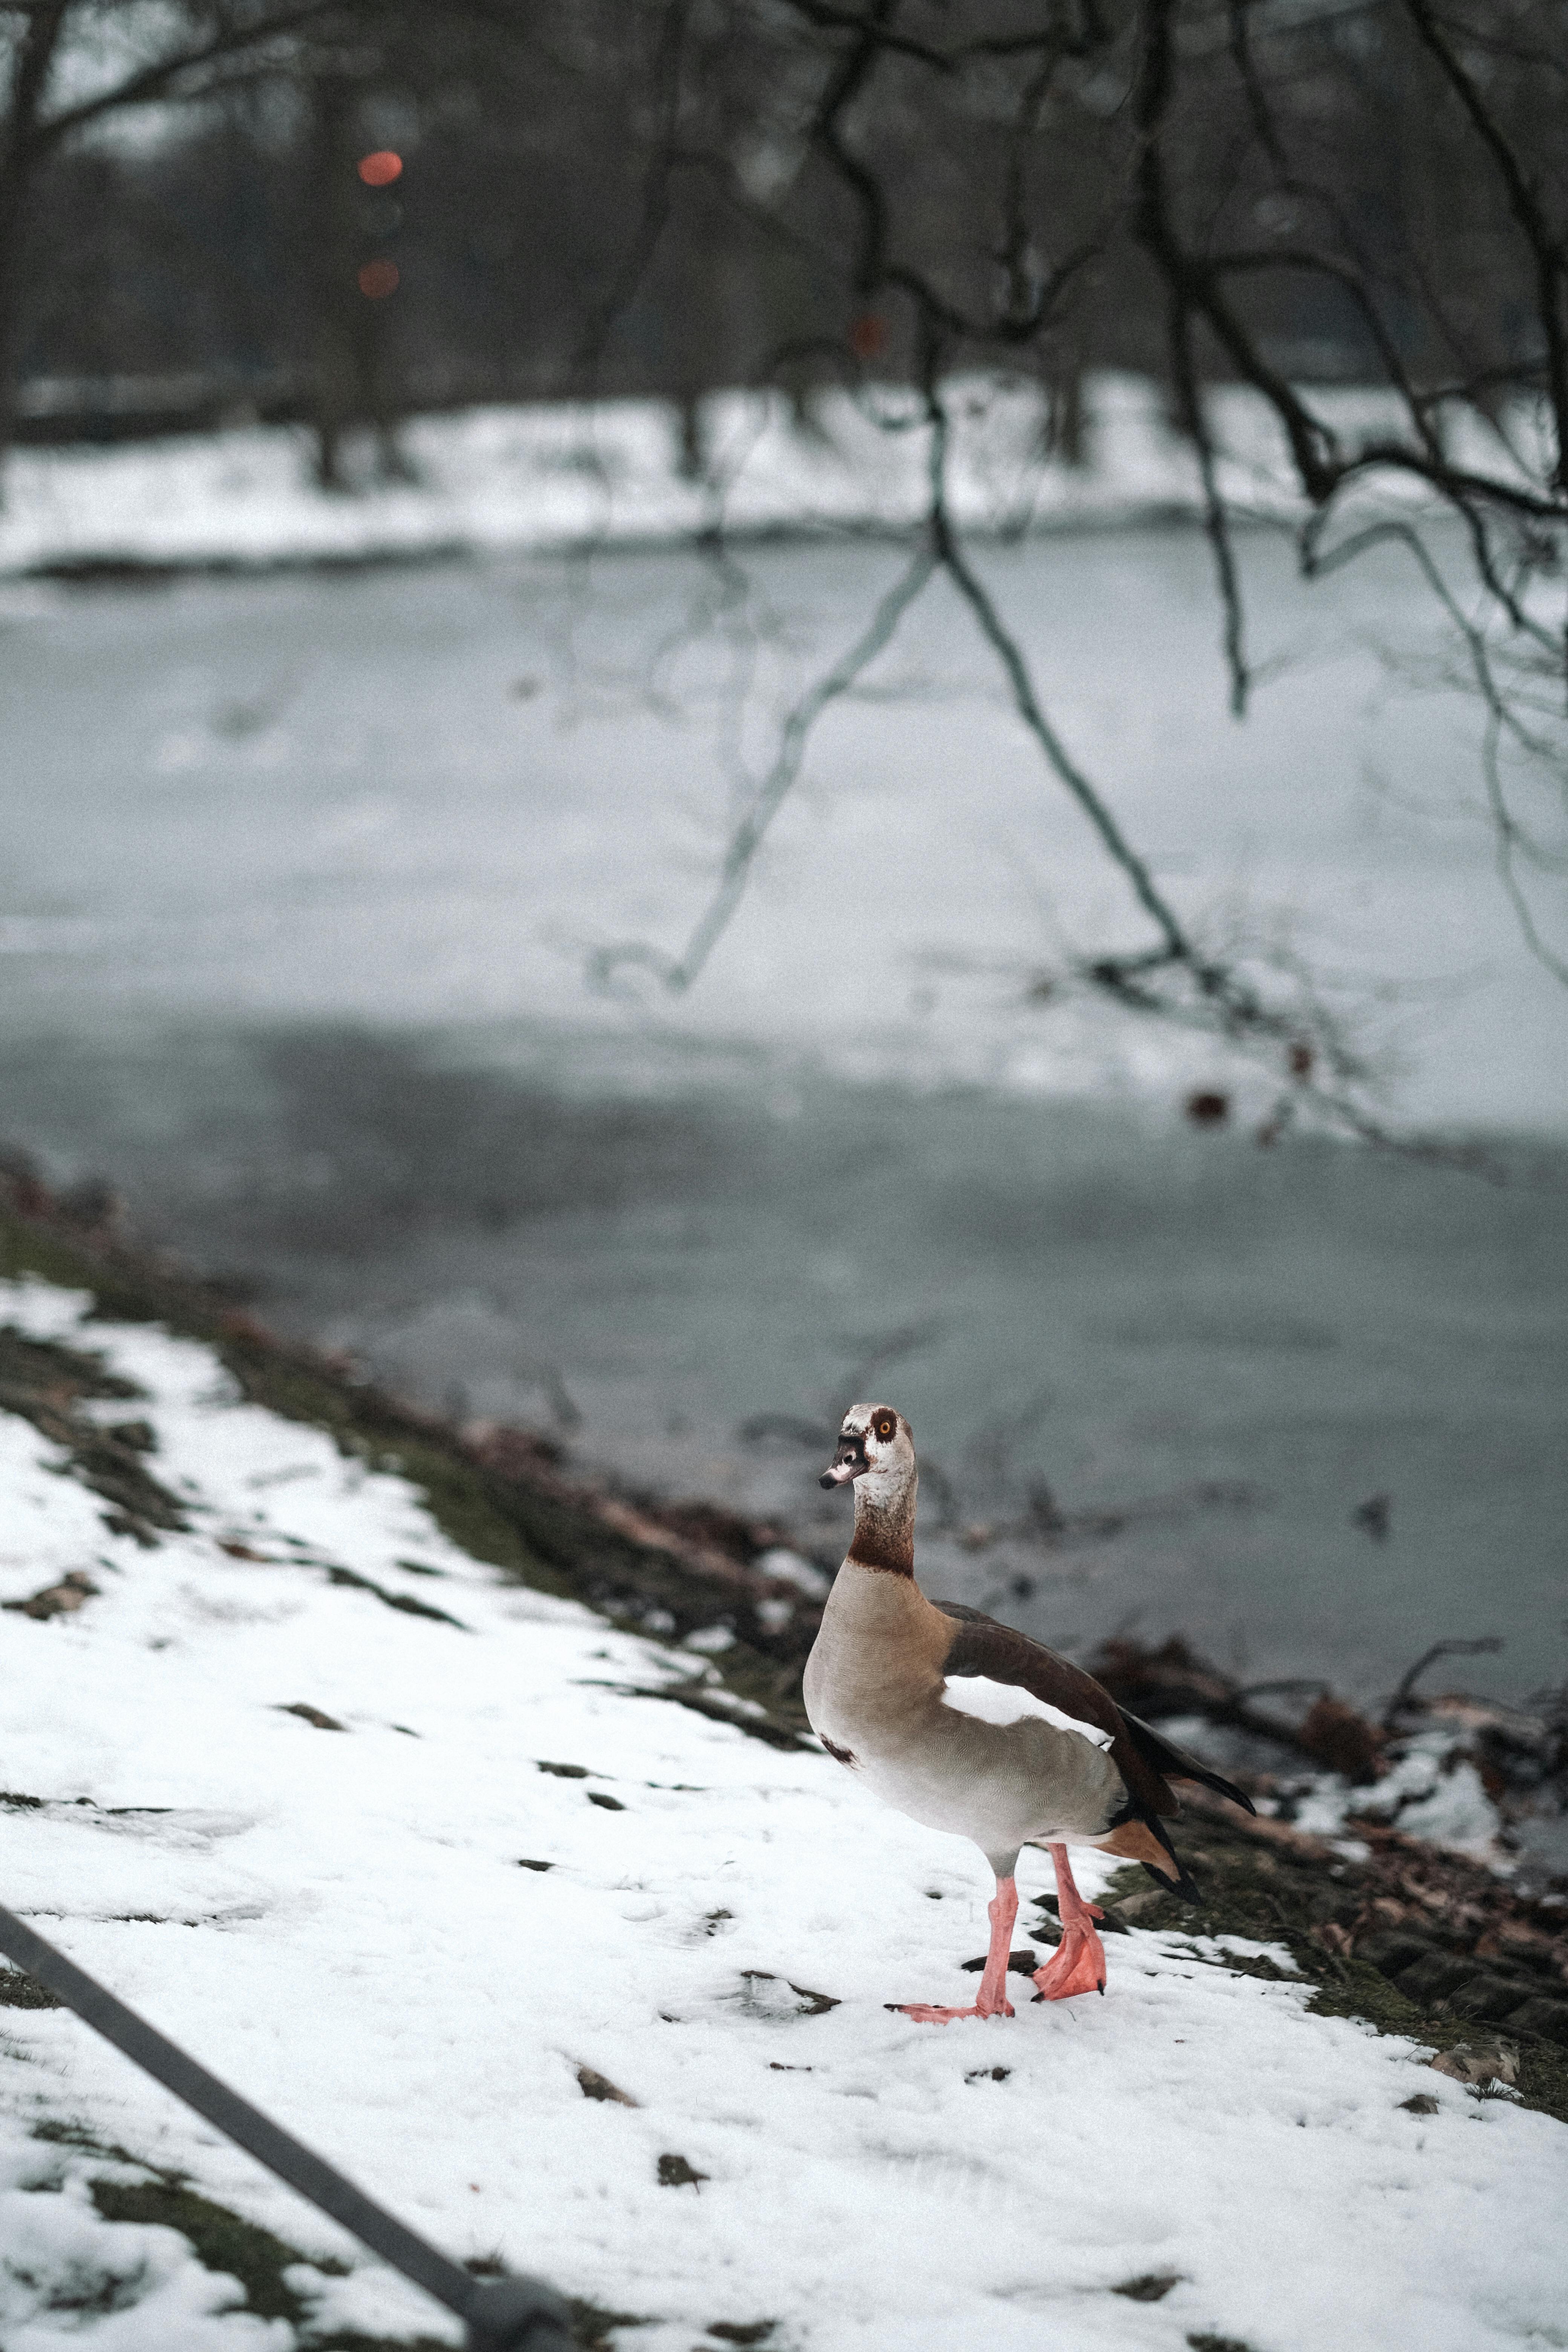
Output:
[
  {"xmin": 0, "ymin": 182, "xmax": 32, "ymax": 506},
  {"xmin": 303, "ymin": 74, "xmax": 413, "ymax": 490},
  {"xmin": 1048, "ymin": 355, "xmax": 1086, "ymax": 471},
  {"xmin": 0, "ymin": 1, "xmax": 70, "ymax": 506},
  {"xmin": 305, "ymin": 75, "xmax": 360, "ymax": 490}
]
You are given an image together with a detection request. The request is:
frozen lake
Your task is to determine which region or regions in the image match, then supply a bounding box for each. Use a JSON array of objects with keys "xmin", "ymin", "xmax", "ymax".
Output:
[{"xmin": 0, "ymin": 526, "xmax": 1563, "ymax": 1703}]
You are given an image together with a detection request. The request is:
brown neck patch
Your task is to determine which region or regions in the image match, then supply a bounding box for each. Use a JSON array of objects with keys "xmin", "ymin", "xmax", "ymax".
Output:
[{"xmin": 848, "ymin": 1493, "xmax": 915, "ymax": 1576}]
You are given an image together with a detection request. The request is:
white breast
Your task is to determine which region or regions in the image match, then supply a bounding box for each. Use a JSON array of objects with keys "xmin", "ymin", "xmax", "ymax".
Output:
[{"xmin": 940, "ymin": 1674, "xmax": 1115, "ymax": 1749}]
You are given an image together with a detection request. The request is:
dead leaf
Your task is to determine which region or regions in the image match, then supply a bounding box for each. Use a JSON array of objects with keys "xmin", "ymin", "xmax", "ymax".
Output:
[
  {"xmin": 1112, "ymin": 2274, "xmax": 1181, "ymax": 2302},
  {"xmin": 4, "ymin": 1570, "xmax": 99, "ymax": 1621},
  {"xmin": 1298, "ymin": 1694, "xmax": 1386, "ymax": 1782},
  {"xmin": 577, "ymin": 2065, "xmax": 639, "ymax": 2107},
  {"xmin": 1429, "ymin": 2038, "xmax": 1518, "ymax": 2087}
]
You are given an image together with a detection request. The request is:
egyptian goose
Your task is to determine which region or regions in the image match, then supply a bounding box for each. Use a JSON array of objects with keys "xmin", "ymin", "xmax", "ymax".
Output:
[{"xmin": 804, "ymin": 1403, "xmax": 1254, "ymax": 2022}]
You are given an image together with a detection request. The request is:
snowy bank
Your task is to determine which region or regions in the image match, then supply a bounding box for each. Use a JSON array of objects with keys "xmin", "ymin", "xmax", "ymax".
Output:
[
  {"xmin": 1, "ymin": 1263, "xmax": 1565, "ymax": 2352},
  {"xmin": 0, "ymin": 375, "xmax": 1477, "ymax": 581}
]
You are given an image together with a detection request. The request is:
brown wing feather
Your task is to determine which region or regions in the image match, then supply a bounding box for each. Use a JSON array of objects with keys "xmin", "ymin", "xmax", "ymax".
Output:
[{"xmin": 933, "ymin": 1600, "xmax": 1179, "ymax": 1822}]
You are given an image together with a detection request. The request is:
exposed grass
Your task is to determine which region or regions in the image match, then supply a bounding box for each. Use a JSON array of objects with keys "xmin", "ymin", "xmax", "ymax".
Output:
[
  {"xmin": 89, "ymin": 2177, "xmax": 313, "ymax": 2326},
  {"xmin": 88, "ymin": 2169, "xmax": 626, "ymax": 2349},
  {"xmin": 20, "ymin": 2121, "xmax": 469, "ymax": 2348},
  {"xmin": 0, "ymin": 1966, "xmax": 63, "ymax": 2010},
  {"xmin": 43, "ymin": 2161, "xmax": 443, "ymax": 2349},
  {"xmin": 0, "ymin": 1320, "xmax": 187, "ymax": 1542}
]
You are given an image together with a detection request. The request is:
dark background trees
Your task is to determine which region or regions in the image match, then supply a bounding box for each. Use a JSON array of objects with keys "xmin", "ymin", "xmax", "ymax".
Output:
[{"xmin": 14, "ymin": 3, "xmax": 1562, "ymax": 442}]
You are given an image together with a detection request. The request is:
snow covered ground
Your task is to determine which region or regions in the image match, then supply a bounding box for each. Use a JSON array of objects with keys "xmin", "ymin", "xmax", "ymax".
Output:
[
  {"xmin": 0, "ymin": 374, "xmax": 1473, "ymax": 579},
  {"xmin": 2, "ymin": 1272, "xmax": 1564, "ymax": 2352}
]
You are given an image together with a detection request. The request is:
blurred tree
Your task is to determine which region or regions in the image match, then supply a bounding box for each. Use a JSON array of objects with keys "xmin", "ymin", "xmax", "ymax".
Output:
[{"xmin": 0, "ymin": 1, "xmax": 363, "ymax": 485}]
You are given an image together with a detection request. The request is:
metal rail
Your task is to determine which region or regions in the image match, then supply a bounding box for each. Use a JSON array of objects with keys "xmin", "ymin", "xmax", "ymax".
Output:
[{"xmin": 0, "ymin": 1904, "xmax": 573, "ymax": 2352}]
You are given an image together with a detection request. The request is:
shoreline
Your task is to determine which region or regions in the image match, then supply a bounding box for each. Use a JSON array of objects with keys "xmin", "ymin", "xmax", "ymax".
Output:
[
  {"xmin": 1, "ymin": 1166, "xmax": 1564, "ymax": 2345},
  {"xmin": 3, "ymin": 1159, "xmax": 1565, "ymax": 2096},
  {"xmin": 0, "ymin": 374, "xmax": 1458, "ymax": 588}
]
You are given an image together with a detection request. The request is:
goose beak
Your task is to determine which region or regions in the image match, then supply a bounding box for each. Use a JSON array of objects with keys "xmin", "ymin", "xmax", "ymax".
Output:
[{"xmin": 819, "ymin": 1439, "xmax": 866, "ymax": 1489}]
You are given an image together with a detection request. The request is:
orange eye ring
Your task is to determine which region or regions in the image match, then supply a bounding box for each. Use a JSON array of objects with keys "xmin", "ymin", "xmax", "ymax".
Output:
[{"xmin": 874, "ymin": 1415, "xmax": 895, "ymax": 1441}]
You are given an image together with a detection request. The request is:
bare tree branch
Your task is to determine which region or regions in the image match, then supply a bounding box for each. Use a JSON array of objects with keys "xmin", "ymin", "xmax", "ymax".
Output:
[
  {"xmin": 587, "ymin": 533, "xmax": 936, "ymax": 996},
  {"xmin": 26, "ymin": 2, "xmax": 343, "ymax": 156},
  {"xmin": 1400, "ymin": 0, "xmax": 1568, "ymax": 491},
  {"xmin": 570, "ymin": 0, "xmax": 1567, "ymax": 1125}
]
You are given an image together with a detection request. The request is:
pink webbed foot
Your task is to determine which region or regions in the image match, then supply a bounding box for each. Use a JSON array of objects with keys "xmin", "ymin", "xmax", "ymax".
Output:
[
  {"xmin": 897, "ymin": 1873, "xmax": 1019, "ymax": 2024},
  {"xmin": 1031, "ymin": 1924, "xmax": 1106, "ymax": 2000},
  {"xmin": 1032, "ymin": 1843, "xmax": 1108, "ymax": 2003},
  {"xmin": 895, "ymin": 1991, "xmax": 1015, "ymax": 2026}
]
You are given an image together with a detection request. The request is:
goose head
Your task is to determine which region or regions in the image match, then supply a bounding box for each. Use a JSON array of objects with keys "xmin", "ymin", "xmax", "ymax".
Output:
[{"xmin": 819, "ymin": 1403, "xmax": 915, "ymax": 1502}]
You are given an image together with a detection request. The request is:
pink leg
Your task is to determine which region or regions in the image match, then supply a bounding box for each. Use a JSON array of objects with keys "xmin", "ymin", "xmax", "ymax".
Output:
[
  {"xmin": 897, "ymin": 1876, "xmax": 1018, "ymax": 2025},
  {"xmin": 1032, "ymin": 1845, "xmax": 1106, "ymax": 2001}
]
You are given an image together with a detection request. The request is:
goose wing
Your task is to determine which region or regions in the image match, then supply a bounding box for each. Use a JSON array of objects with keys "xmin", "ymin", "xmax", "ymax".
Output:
[{"xmin": 931, "ymin": 1600, "xmax": 1256, "ymax": 1824}]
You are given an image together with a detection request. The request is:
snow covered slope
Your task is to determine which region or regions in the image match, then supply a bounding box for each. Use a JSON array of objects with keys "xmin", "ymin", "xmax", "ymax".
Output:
[{"xmin": 1, "ymin": 1276, "xmax": 1563, "ymax": 2352}]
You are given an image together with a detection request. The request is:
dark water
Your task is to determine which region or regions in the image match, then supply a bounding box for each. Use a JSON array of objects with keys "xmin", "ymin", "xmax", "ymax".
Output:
[
  {"xmin": 1, "ymin": 541, "xmax": 1564, "ymax": 1707},
  {"xmin": 4, "ymin": 1018, "xmax": 1563, "ymax": 1710}
]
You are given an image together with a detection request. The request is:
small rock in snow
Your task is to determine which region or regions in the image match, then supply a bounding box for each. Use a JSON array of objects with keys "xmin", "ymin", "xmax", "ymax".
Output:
[
  {"xmin": 276, "ymin": 1700, "xmax": 346, "ymax": 1730},
  {"xmin": 657, "ymin": 2151, "xmax": 709, "ymax": 2190}
]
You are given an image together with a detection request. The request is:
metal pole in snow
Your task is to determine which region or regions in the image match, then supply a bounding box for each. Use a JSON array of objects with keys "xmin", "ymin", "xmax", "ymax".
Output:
[{"xmin": 0, "ymin": 1904, "xmax": 573, "ymax": 2352}]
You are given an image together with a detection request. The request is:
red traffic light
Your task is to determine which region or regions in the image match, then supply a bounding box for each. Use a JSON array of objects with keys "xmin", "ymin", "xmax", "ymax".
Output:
[{"xmin": 358, "ymin": 151, "xmax": 403, "ymax": 187}]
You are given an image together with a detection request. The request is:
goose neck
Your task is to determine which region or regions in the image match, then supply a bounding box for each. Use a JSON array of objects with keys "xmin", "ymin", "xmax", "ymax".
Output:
[{"xmin": 848, "ymin": 1467, "xmax": 917, "ymax": 1576}]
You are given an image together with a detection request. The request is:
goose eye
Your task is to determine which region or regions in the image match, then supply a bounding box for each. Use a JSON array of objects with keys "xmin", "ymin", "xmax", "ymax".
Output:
[{"xmin": 875, "ymin": 1415, "xmax": 895, "ymax": 1440}]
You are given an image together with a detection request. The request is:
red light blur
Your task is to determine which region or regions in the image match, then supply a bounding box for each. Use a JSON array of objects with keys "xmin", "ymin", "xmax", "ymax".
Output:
[
  {"xmin": 358, "ymin": 259, "xmax": 400, "ymax": 299},
  {"xmin": 358, "ymin": 151, "xmax": 403, "ymax": 187}
]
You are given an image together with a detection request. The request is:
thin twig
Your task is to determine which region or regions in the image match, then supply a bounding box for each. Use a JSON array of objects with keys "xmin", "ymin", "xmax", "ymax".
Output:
[{"xmin": 586, "ymin": 534, "xmax": 937, "ymax": 995}]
